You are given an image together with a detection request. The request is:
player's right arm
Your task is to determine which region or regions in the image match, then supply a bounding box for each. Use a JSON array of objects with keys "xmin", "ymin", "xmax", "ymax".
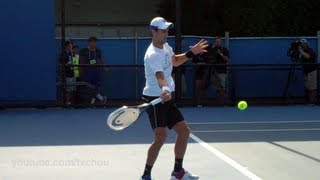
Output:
[
  {"xmin": 147, "ymin": 53, "xmax": 171, "ymax": 102},
  {"xmin": 155, "ymin": 71, "xmax": 171, "ymax": 102}
]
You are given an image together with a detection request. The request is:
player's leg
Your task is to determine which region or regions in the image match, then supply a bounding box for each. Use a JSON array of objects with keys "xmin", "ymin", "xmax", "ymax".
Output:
[
  {"xmin": 141, "ymin": 96, "xmax": 168, "ymax": 179},
  {"xmin": 141, "ymin": 127, "xmax": 167, "ymax": 179},
  {"xmin": 172, "ymin": 121, "xmax": 190, "ymax": 170},
  {"xmin": 168, "ymin": 104, "xmax": 199, "ymax": 179}
]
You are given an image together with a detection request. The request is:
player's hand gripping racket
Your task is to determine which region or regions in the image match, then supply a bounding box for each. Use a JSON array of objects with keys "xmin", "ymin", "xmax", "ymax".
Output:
[{"xmin": 107, "ymin": 97, "xmax": 163, "ymax": 131}]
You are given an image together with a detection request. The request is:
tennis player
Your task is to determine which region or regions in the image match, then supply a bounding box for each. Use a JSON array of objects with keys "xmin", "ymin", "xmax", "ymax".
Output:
[{"xmin": 140, "ymin": 17, "xmax": 208, "ymax": 180}]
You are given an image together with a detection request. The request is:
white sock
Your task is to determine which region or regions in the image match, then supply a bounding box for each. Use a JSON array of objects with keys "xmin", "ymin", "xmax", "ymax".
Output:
[{"xmin": 96, "ymin": 94, "xmax": 104, "ymax": 101}]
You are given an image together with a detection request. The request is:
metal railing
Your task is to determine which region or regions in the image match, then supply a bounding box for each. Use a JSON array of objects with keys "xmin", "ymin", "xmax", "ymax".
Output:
[{"xmin": 56, "ymin": 63, "xmax": 320, "ymax": 107}]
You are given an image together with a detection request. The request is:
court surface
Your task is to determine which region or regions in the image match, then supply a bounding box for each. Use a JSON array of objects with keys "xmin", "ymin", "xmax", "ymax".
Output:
[{"xmin": 0, "ymin": 105, "xmax": 320, "ymax": 180}]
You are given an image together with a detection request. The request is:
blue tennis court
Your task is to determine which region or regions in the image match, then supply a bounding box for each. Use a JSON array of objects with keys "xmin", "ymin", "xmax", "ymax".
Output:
[{"xmin": 1, "ymin": 105, "xmax": 319, "ymax": 180}]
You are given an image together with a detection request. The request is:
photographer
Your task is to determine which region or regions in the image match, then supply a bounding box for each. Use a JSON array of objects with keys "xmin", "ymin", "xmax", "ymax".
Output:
[
  {"xmin": 211, "ymin": 37, "xmax": 230, "ymax": 105},
  {"xmin": 192, "ymin": 37, "xmax": 230, "ymax": 106},
  {"xmin": 287, "ymin": 39, "xmax": 302, "ymax": 62},
  {"xmin": 298, "ymin": 39, "xmax": 317, "ymax": 104}
]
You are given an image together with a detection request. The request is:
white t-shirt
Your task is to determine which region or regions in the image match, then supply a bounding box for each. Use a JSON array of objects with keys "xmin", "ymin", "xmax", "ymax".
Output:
[{"xmin": 143, "ymin": 42, "xmax": 175, "ymax": 96}]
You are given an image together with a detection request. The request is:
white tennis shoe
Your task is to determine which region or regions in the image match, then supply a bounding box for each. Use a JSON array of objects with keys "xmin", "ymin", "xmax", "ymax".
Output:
[{"xmin": 170, "ymin": 169, "xmax": 199, "ymax": 180}]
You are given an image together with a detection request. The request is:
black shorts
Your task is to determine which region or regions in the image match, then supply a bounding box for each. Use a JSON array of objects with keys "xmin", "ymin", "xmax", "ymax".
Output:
[{"xmin": 142, "ymin": 94, "xmax": 184, "ymax": 129}]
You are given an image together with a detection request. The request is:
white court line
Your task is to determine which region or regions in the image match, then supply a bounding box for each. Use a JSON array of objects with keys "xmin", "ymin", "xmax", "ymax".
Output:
[
  {"xmin": 191, "ymin": 128, "xmax": 320, "ymax": 133},
  {"xmin": 189, "ymin": 133, "xmax": 263, "ymax": 180},
  {"xmin": 188, "ymin": 120, "xmax": 320, "ymax": 125}
]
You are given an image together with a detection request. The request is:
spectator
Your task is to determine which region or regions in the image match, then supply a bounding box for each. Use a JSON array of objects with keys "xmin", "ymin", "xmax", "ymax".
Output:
[
  {"xmin": 72, "ymin": 44, "xmax": 80, "ymax": 81},
  {"xmin": 71, "ymin": 42, "xmax": 81, "ymax": 105},
  {"xmin": 192, "ymin": 37, "xmax": 230, "ymax": 106},
  {"xmin": 79, "ymin": 36, "xmax": 107, "ymax": 105},
  {"xmin": 211, "ymin": 36, "xmax": 230, "ymax": 105},
  {"xmin": 192, "ymin": 47, "xmax": 211, "ymax": 107},
  {"xmin": 59, "ymin": 40, "xmax": 76, "ymax": 106},
  {"xmin": 299, "ymin": 38, "xmax": 317, "ymax": 104}
]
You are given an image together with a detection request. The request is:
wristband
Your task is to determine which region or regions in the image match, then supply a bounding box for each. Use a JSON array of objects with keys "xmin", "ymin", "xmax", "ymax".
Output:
[
  {"xmin": 185, "ymin": 50, "xmax": 195, "ymax": 59},
  {"xmin": 162, "ymin": 86, "xmax": 171, "ymax": 93}
]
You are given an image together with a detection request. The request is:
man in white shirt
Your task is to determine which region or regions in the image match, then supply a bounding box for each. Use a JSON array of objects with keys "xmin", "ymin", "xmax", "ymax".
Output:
[{"xmin": 140, "ymin": 17, "xmax": 208, "ymax": 180}]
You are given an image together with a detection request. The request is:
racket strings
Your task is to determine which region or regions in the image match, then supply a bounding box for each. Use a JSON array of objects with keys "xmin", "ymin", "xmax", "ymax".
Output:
[
  {"xmin": 108, "ymin": 108, "xmax": 140, "ymax": 130},
  {"xmin": 107, "ymin": 98, "xmax": 162, "ymax": 131},
  {"xmin": 116, "ymin": 109, "xmax": 139, "ymax": 123}
]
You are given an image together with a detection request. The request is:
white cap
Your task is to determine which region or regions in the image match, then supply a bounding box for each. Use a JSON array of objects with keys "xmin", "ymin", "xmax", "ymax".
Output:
[{"xmin": 150, "ymin": 17, "xmax": 174, "ymax": 30}]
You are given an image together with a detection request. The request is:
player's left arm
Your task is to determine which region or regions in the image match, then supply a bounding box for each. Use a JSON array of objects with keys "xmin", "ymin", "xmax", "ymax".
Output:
[{"xmin": 172, "ymin": 39, "xmax": 208, "ymax": 67}]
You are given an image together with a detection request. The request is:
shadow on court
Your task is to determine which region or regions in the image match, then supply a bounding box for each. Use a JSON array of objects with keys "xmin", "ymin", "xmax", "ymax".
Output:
[
  {"xmin": 0, "ymin": 106, "xmax": 319, "ymax": 147},
  {"xmin": 0, "ymin": 108, "xmax": 178, "ymax": 147}
]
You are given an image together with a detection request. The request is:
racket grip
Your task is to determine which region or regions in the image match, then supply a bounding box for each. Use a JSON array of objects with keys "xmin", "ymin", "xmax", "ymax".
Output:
[{"xmin": 150, "ymin": 98, "xmax": 163, "ymax": 106}]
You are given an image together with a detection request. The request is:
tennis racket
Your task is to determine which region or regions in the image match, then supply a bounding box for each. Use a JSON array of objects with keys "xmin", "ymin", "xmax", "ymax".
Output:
[{"xmin": 107, "ymin": 97, "xmax": 163, "ymax": 131}]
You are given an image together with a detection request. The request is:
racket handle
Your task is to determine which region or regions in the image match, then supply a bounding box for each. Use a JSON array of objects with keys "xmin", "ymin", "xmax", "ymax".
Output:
[{"xmin": 150, "ymin": 97, "xmax": 163, "ymax": 106}]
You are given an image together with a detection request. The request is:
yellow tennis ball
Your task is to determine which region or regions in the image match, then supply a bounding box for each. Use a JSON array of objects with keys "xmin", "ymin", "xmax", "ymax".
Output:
[{"xmin": 238, "ymin": 101, "xmax": 248, "ymax": 110}]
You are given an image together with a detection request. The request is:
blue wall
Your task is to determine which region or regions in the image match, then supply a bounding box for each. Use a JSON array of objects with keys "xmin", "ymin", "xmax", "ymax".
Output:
[{"xmin": 0, "ymin": 0, "xmax": 56, "ymax": 104}]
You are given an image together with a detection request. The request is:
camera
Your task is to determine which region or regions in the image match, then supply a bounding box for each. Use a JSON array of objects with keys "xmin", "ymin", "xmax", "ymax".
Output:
[{"xmin": 287, "ymin": 39, "xmax": 302, "ymax": 61}]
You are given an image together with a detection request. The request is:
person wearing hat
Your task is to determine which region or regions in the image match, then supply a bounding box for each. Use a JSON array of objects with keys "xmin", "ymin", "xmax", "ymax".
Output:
[
  {"xmin": 298, "ymin": 38, "xmax": 317, "ymax": 104},
  {"xmin": 79, "ymin": 36, "xmax": 107, "ymax": 105},
  {"xmin": 140, "ymin": 17, "xmax": 208, "ymax": 180},
  {"xmin": 59, "ymin": 40, "xmax": 77, "ymax": 106}
]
